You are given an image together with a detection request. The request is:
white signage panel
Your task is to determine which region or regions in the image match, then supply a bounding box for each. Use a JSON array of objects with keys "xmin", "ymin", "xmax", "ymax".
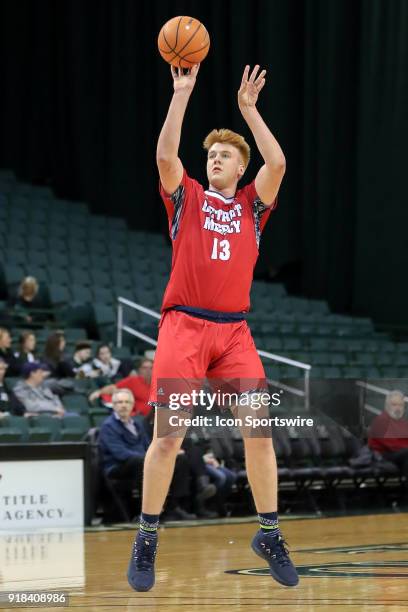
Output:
[{"xmin": 0, "ymin": 460, "xmax": 84, "ymax": 529}]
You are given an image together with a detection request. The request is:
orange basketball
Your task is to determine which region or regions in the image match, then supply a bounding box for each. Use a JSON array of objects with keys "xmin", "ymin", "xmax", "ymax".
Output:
[{"xmin": 158, "ymin": 16, "xmax": 210, "ymax": 68}]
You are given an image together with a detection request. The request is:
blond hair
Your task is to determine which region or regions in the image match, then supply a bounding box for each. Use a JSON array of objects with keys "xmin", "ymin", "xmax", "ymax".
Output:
[
  {"xmin": 18, "ymin": 276, "xmax": 39, "ymax": 298},
  {"xmin": 203, "ymin": 129, "xmax": 250, "ymax": 168}
]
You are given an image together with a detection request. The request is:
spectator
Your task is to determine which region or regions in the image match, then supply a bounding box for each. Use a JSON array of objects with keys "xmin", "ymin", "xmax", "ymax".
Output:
[
  {"xmin": 0, "ymin": 328, "xmax": 21, "ymax": 376},
  {"xmin": 92, "ymin": 344, "xmax": 121, "ymax": 380},
  {"xmin": 203, "ymin": 451, "xmax": 237, "ymax": 517},
  {"xmin": 368, "ymin": 390, "xmax": 408, "ymax": 501},
  {"xmin": 43, "ymin": 331, "xmax": 67, "ymax": 378},
  {"xmin": 98, "ymin": 389, "xmax": 196, "ymax": 521},
  {"xmin": 12, "ymin": 276, "xmax": 45, "ymax": 323},
  {"xmin": 60, "ymin": 341, "xmax": 99, "ymax": 378},
  {"xmin": 13, "ymin": 362, "xmax": 67, "ymax": 417},
  {"xmin": 89, "ymin": 357, "xmax": 153, "ymax": 416},
  {"xmin": 0, "ymin": 357, "xmax": 25, "ymax": 416},
  {"xmin": 14, "ymin": 331, "xmax": 37, "ymax": 370}
]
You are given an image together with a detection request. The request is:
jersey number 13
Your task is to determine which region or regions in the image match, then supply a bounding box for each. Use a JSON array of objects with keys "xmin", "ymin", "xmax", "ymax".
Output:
[{"xmin": 211, "ymin": 238, "xmax": 231, "ymax": 261}]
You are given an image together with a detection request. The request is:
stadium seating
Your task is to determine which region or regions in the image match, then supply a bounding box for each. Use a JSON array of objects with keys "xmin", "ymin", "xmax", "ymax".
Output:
[{"xmin": 1, "ymin": 168, "xmax": 407, "ymax": 382}]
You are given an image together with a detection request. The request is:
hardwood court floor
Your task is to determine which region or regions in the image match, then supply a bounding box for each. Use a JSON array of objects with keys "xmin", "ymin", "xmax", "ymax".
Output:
[{"xmin": 1, "ymin": 513, "xmax": 408, "ymax": 611}]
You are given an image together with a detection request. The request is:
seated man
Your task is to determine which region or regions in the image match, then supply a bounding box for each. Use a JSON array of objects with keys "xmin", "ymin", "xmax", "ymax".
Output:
[
  {"xmin": 89, "ymin": 358, "xmax": 153, "ymax": 416},
  {"xmin": 0, "ymin": 357, "xmax": 25, "ymax": 416},
  {"xmin": 368, "ymin": 389, "xmax": 408, "ymax": 500},
  {"xmin": 13, "ymin": 362, "xmax": 67, "ymax": 417},
  {"xmin": 98, "ymin": 388, "xmax": 196, "ymax": 521}
]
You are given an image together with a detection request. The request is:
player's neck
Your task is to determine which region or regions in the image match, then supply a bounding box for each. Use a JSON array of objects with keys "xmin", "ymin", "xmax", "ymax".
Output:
[{"xmin": 207, "ymin": 183, "xmax": 237, "ymax": 199}]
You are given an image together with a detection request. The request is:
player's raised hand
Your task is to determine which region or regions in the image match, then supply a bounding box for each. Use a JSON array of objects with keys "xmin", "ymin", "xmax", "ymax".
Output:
[
  {"xmin": 238, "ymin": 65, "xmax": 266, "ymax": 111},
  {"xmin": 171, "ymin": 64, "xmax": 200, "ymax": 93}
]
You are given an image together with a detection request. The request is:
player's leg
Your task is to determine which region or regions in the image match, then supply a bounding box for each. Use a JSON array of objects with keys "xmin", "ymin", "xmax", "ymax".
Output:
[
  {"xmin": 232, "ymin": 403, "xmax": 298, "ymax": 587},
  {"xmin": 128, "ymin": 408, "xmax": 190, "ymax": 592},
  {"xmin": 141, "ymin": 409, "xmax": 188, "ymax": 515},
  {"xmin": 208, "ymin": 321, "xmax": 299, "ymax": 587},
  {"xmin": 128, "ymin": 310, "xmax": 210, "ymax": 592},
  {"xmin": 243, "ymin": 435, "xmax": 278, "ymax": 512}
]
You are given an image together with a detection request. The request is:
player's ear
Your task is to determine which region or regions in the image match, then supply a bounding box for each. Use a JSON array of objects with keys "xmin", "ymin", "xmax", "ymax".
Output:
[{"xmin": 237, "ymin": 164, "xmax": 245, "ymax": 179}]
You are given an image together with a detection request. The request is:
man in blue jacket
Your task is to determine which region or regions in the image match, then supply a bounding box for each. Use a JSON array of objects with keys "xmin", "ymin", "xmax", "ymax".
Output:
[
  {"xmin": 98, "ymin": 388, "xmax": 196, "ymax": 520},
  {"xmin": 99, "ymin": 388, "xmax": 150, "ymax": 480}
]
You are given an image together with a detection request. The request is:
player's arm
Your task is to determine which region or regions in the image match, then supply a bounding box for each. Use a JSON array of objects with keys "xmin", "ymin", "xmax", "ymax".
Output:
[
  {"xmin": 156, "ymin": 64, "xmax": 200, "ymax": 194},
  {"xmin": 238, "ymin": 65, "xmax": 286, "ymax": 206}
]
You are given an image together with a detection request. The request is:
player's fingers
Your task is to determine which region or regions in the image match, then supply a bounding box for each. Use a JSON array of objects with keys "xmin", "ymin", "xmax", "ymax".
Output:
[
  {"xmin": 254, "ymin": 69, "xmax": 266, "ymax": 86},
  {"xmin": 191, "ymin": 63, "xmax": 200, "ymax": 76},
  {"xmin": 171, "ymin": 65, "xmax": 177, "ymax": 79},
  {"xmin": 257, "ymin": 79, "xmax": 266, "ymax": 93},
  {"xmin": 249, "ymin": 64, "xmax": 260, "ymax": 83},
  {"xmin": 241, "ymin": 65, "xmax": 250, "ymax": 86}
]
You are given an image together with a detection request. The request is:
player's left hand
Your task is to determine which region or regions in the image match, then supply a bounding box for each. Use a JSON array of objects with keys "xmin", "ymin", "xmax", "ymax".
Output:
[{"xmin": 238, "ymin": 65, "xmax": 266, "ymax": 110}]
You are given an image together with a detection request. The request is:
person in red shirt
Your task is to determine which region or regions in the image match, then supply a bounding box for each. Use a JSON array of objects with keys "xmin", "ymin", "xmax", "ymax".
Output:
[
  {"xmin": 368, "ymin": 390, "xmax": 408, "ymax": 454},
  {"xmin": 368, "ymin": 389, "xmax": 408, "ymax": 506},
  {"xmin": 89, "ymin": 358, "xmax": 153, "ymax": 417},
  {"xmin": 127, "ymin": 63, "xmax": 298, "ymax": 593}
]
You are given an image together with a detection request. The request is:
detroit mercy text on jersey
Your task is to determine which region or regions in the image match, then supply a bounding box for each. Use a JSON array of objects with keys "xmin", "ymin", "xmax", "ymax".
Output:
[{"xmin": 160, "ymin": 169, "xmax": 276, "ymax": 313}]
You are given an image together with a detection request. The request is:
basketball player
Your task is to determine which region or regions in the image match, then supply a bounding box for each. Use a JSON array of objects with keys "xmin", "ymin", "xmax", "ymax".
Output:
[{"xmin": 127, "ymin": 64, "xmax": 299, "ymax": 590}]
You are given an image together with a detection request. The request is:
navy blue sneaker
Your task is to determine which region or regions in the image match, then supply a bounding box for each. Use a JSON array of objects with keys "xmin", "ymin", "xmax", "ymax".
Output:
[
  {"xmin": 127, "ymin": 533, "xmax": 158, "ymax": 592},
  {"xmin": 251, "ymin": 530, "xmax": 299, "ymax": 587}
]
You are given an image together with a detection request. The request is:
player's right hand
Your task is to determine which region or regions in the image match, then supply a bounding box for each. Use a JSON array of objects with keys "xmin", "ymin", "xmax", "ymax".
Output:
[{"xmin": 171, "ymin": 64, "xmax": 200, "ymax": 93}]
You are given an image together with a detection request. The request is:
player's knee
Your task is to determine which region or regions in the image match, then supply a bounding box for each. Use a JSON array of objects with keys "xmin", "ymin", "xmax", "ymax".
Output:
[
  {"xmin": 152, "ymin": 435, "xmax": 182, "ymax": 457},
  {"xmin": 244, "ymin": 436, "xmax": 274, "ymax": 454}
]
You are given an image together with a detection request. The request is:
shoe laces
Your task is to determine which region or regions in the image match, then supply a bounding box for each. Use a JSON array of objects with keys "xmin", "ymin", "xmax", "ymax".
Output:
[
  {"xmin": 133, "ymin": 536, "xmax": 158, "ymax": 571},
  {"xmin": 260, "ymin": 535, "xmax": 291, "ymax": 566}
]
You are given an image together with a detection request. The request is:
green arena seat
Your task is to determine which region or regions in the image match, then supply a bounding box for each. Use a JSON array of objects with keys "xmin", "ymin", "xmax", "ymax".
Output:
[
  {"xmin": 93, "ymin": 287, "xmax": 115, "ymax": 305},
  {"xmin": 49, "ymin": 283, "xmax": 70, "ymax": 306},
  {"xmin": 27, "ymin": 251, "xmax": 47, "ymax": 267},
  {"xmin": 330, "ymin": 353, "xmax": 348, "ymax": 366},
  {"xmin": 0, "ymin": 415, "xmax": 29, "ymax": 441},
  {"xmin": 3, "ymin": 264, "xmax": 25, "ymax": 288},
  {"xmin": 70, "ymin": 269, "xmax": 91, "ymax": 286},
  {"xmin": 28, "ymin": 415, "xmax": 61, "ymax": 441},
  {"xmin": 5, "ymin": 234, "xmax": 26, "ymax": 249},
  {"xmin": 342, "ymin": 366, "xmax": 365, "ymax": 378},
  {"xmin": 62, "ymin": 393, "xmax": 90, "ymax": 415},
  {"xmin": 60, "ymin": 415, "xmax": 91, "ymax": 441},
  {"xmin": 90, "ymin": 270, "xmax": 112, "ymax": 288},
  {"xmin": 0, "ymin": 428, "xmax": 24, "ymax": 443},
  {"xmin": 48, "ymin": 267, "xmax": 70, "ymax": 285},
  {"xmin": 71, "ymin": 284, "xmax": 93, "ymax": 304},
  {"xmin": 68, "ymin": 253, "xmax": 91, "ymax": 270}
]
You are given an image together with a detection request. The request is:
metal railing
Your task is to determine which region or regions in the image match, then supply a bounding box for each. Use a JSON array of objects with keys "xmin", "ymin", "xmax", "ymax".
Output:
[{"xmin": 116, "ymin": 297, "xmax": 312, "ymax": 410}]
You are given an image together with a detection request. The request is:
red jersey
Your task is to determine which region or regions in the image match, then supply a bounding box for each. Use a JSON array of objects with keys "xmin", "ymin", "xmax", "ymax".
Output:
[{"xmin": 160, "ymin": 170, "xmax": 276, "ymax": 313}]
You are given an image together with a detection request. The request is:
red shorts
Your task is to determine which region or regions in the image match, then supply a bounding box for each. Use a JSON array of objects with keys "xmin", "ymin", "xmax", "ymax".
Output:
[{"xmin": 148, "ymin": 309, "xmax": 266, "ymax": 407}]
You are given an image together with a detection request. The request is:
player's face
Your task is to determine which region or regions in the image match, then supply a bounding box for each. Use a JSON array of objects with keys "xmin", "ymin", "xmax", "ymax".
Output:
[{"xmin": 207, "ymin": 143, "xmax": 245, "ymax": 190}]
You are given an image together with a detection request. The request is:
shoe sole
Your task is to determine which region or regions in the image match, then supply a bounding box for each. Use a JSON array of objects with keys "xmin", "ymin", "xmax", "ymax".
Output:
[{"xmin": 251, "ymin": 543, "xmax": 299, "ymax": 587}]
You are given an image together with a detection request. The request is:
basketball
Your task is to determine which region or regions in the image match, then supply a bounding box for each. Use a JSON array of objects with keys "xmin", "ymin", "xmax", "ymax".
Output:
[{"xmin": 158, "ymin": 16, "xmax": 210, "ymax": 68}]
